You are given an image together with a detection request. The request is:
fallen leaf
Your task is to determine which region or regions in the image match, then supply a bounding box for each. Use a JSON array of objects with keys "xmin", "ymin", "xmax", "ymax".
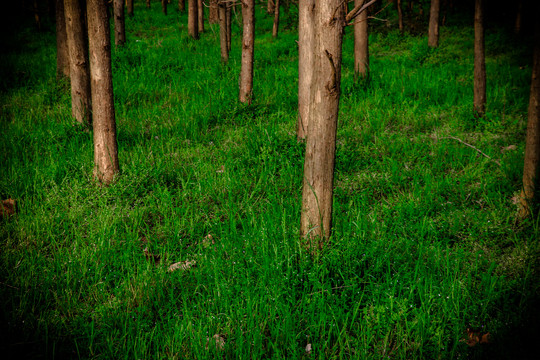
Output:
[
  {"xmin": 202, "ymin": 233, "xmax": 215, "ymax": 248},
  {"xmin": 511, "ymin": 194, "xmax": 520, "ymax": 205},
  {"xmin": 168, "ymin": 260, "xmax": 196, "ymax": 272},
  {"xmin": 305, "ymin": 343, "xmax": 312, "ymax": 355},
  {"xmin": 501, "ymin": 144, "xmax": 517, "ymax": 153},
  {"xmin": 463, "ymin": 328, "xmax": 490, "ymax": 347},
  {"xmin": 0, "ymin": 199, "xmax": 16, "ymax": 219},
  {"xmin": 205, "ymin": 334, "xmax": 225, "ymax": 351},
  {"xmin": 216, "ymin": 165, "xmax": 225, "ymax": 173}
]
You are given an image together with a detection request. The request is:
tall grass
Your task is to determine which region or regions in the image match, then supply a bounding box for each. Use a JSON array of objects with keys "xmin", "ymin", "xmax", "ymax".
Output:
[{"xmin": 1, "ymin": 4, "xmax": 538, "ymax": 359}]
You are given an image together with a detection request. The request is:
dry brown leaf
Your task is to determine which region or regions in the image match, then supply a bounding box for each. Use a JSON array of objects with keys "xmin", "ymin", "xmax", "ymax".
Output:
[
  {"xmin": 501, "ymin": 144, "xmax": 517, "ymax": 153},
  {"xmin": 168, "ymin": 260, "xmax": 196, "ymax": 272},
  {"xmin": 511, "ymin": 194, "xmax": 520, "ymax": 205},
  {"xmin": 305, "ymin": 343, "xmax": 312, "ymax": 355},
  {"xmin": 202, "ymin": 233, "xmax": 215, "ymax": 248},
  {"xmin": 205, "ymin": 334, "xmax": 225, "ymax": 351},
  {"xmin": 463, "ymin": 328, "xmax": 490, "ymax": 347},
  {"xmin": 0, "ymin": 199, "xmax": 16, "ymax": 219}
]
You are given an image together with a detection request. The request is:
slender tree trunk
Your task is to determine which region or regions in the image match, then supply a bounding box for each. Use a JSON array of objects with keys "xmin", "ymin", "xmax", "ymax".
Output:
[
  {"xmin": 198, "ymin": 0, "xmax": 204, "ymax": 32},
  {"xmin": 87, "ymin": 0, "xmax": 120, "ymax": 184},
  {"xmin": 300, "ymin": 0, "xmax": 345, "ymax": 248},
  {"xmin": 209, "ymin": 0, "xmax": 218, "ymax": 23},
  {"xmin": 226, "ymin": 5, "xmax": 232, "ymax": 52},
  {"xmin": 56, "ymin": 0, "xmax": 70, "ymax": 79},
  {"xmin": 514, "ymin": 0, "xmax": 523, "ymax": 35},
  {"xmin": 219, "ymin": 3, "xmax": 229, "ymax": 62},
  {"xmin": 473, "ymin": 0, "xmax": 486, "ymax": 117},
  {"xmin": 127, "ymin": 0, "xmax": 134, "ymax": 16},
  {"xmin": 268, "ymin": 0, "xmax": 274, "ymax": 14},
  {"xmin": 179, "ymin": 0, "xmax": 186, "ymax": 12},
  {"xmin": 519, "ymin": 20, "xmax": 540, "ymax": 217},
  {"xmin": 397, "ymin": 0, "xmax": 404, "ymax": 33},
  {"xmin": 297, "ymin": 0, "xmax": 315, "ymax": 141},
  {"xmin": 354, "ymin": 0, "xmax": 369, "ymax": 78},
  {"xmin": 428, "ymin": 0, "xmax": 440, "ymax": 47},
  {"xmin": 239, "ymin": 0, "xmax": 254, "ymax": 104},
  {"xmin": 114, "ymin": 0, "xmax": 126, "ymax": 46},
  {"xmin": 33, "ymin": 0, "xmax": 42, "ymax": 29},
  {"xmin": 162, "ymin": 0, "xmax": 168, "ymax": 14},
  {"xmin": 65, "ymin": 0, "xmax": 91, "ymax": 125},
  {"xmin": 188, "ymin": 0, "xmax": 199, "ymax": 39},
  {"xmin": 147, "ymin": 0, "xmax": 151, "ymax": 9},
  {"xmin": 272, "ymin": 0, "xmax": 280, "ymax": 38}
]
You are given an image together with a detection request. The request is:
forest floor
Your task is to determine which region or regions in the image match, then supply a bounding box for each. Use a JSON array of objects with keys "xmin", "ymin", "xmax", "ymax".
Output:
[{"xmin": 0, "ymin": 4, "xmax": 539, "ymax": 359}]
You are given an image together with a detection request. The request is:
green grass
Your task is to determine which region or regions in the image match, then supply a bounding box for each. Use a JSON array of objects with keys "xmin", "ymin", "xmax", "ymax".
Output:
[{"xmin": 1, "ymin": 4, "xmax": 539, "ymax": 359}]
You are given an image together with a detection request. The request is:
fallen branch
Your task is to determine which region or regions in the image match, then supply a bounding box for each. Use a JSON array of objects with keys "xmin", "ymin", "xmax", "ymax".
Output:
[{"xmin": 442, "ymin": 135, "xmax": 501, "ymax": 166}]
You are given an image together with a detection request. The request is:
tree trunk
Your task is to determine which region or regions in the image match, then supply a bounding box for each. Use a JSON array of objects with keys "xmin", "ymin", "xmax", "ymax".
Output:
[
  {"xmin": 473, "ymin": 0, "xmax": 486, "ymax": 117},
  {"xmin": 397, "ymin": 0, "xmax": 404, "ymax": 33},
  {"xmin": 127, "ymin": 0, "xmax": 134, "ymax": 16},
  {"xmin": 147, "ymin": 0, "xmax": 151, "ymax": 9},
  {"xmin": 428, "ymin": 0, "xmax": 440, "ymax": 47},
  {"xmin": 219, "ymin": 3, "xmax": 229, "ymax": 62},
  {"xmin": 188, "ymin": 0, "xmax": 199, "ymax": 39},
  {"xmin": 354, "ymin": 0, "xmax": 369, "ymax": 78},
  {"xmin": 198, "ymin": 0, "xmax": 204, "ymax": 32},
  {"xmin": 162, "ymin": 0, "xmax": 168, "ymax": 14},
  {"xmin": 239, "ymin": 0, "xmax": 254, "ymax": 104},
  {"xmin": 33, "ymin": 0, "xmax": 42, "ymax": 30},
  {"xmin": 209, "ymin": 0, "xmax": 218, "ymax": 23},
  {"xmin": 87, "ymin": 0, "xmax": 120, "ymax": 184},
  {"xmin": 300, "ymin": 0, "xmax": 345, "ymax": 248},
  {"xmin": 56, "ymin": 0, "xmax": 70, "ymax": 79},
  {"xmin": 179, "ymin": 0, "xmax": 186, "ymax": 12},
  {"xmin": 514, "ymin": 0, "xmax": 523, "ymax": 35},
  {"xmin": 519, "ymin": 20, "xmax": 540, "ymax": 217},
  {"xmin": 267, "ymin": 0, "xmax": 274, "ymax": 14},
  {"xmin": 226, "ymin": 5, "xmax": 232, "ymax": 52},
  {"xmin": 65, "ymin": 0, "xmax": 91, "ymax": 125},
  {"xmin": 114, "ymin": 0, "xmax": 126, "ymax": 46},
  {"xmin": 297, "ymin": 0, "xmax": 315, "ymax": 141},
  {"xmin": 272, "ymin": 0, "xmax": 280, "ymax": 38}
]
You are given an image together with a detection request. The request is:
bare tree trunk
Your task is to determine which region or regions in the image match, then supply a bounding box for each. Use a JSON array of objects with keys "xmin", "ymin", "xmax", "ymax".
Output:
[
  {"xmin": 188, "ymin": 0, "xmax": 199, "ymax": 39},
  {"xmin": 297, "ymin": 0, "xmax": 315, "ymax": 141},
  {"xmin": 147, "ymin": 0, "xmax": 151, "ymax": 9},
  {"xmin": 519, "ymin": 21, "xmax": 540, "ymax": 218},
  {"xmin": 226, "ymin": 5, "xmax": 232, "ymax": 52},
  {"xmin": 354, "ymin": 0, "xmax": 369, "ymax": 78},
  {"xmin": 209, "ymin": 0, "xmax": 218, "ymax": 23},
  {"xmin": 87, "ymin": 0, "xmax": 120, "ymax": 184},
  {"xmin": 179, "ymin": 0, "xmax": 185, "ymax": 12},
  {"xmin": 239, "ymin": 0, "xmax": 254, "ymax": 104},
  {"xmin": 219, "ymin": 3, "xmax": 229, "ymax": 62},
  {"xmin": 514, "ymin": 0, "xmax": 523, "ymax": 35},
  {"xmin": 397, "ymin": 0, "xmax": 404, "ymax": 33},
  {"xmin": 127, "ymin": 0, "xmax": 134, "ymax": 16},
  {"xmin": 162, "ymin": 0, "xmax": 168, "ymax": 14},
  {"xmin": 65, "ymin": 0, "xmax": 91, "ymax": 125},
  {"xmin": 56, "ymin": 0, "xmax": 70, "ymax": 79},
  {"xmin": 428, "ymin": 0, "xmax": 440, "ymax": 47},
  {"xmin": 267, "ymin": 0, "xmax": 274, "ymax": 14},
  {"xmin": 473, "ymin": 0, "xmax": 486, "ymax": 117},
  {"xmin": 33, "ymin": 0, "xmax": 42, "ymax": 30},
  {"xmin": 272, "ymin": 0, "xmax": 280, "ymax": 38},
  {"xmin": 114, "ymin": 0, "xmax": 126, "ymax": 46},
  {"xmin": 198, "ymin": 0, "xmax": 204, "ymax": 32},
  {"xmin": 300, "ymin": 0, "xmax": 345, "ymax": 248}
]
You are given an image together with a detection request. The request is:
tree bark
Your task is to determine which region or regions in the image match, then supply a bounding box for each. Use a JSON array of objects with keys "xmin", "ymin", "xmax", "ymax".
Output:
[
  {"xmin": 162, "ymin": 0, "xmax": 168, "ymax": 14},
  {"xmin": 354, "ymin": 0, "xmax": 369, "ymax": 78},
  {"xmin": 87, "ymin": 0, "xmax": 120, "ymax": 184},
  {"xmin": 114, "ymin": 0, "xmax": 126, "ymax": 46},
  {"xmin": 519, "ymin": 20, "xmax": 540, "ymax": 217},
  {"xmin": 56, "ymin": 0, "xmax": 70, "ymax": 79},
  {"xmin": 219, "ymin": 3, "xmax": 229, "ymax": 62},
  {"xmin": 473, "ymin": 0, "xmax": 486, "ymax": 117},
  {"xmin": 65, "ymin": 0, "xmax": 91, "ymax": 125},
  {"xmin": 127, "ymin": 0, "xmax": 134, "ymax": 16},
  {"xmin": 272, "ymin": 0, "xmax": 280, "ymax": 38},
  {"xmin": 267, "ymin": 0, "xmax": 274, "ymax": 14},
  {"xmin": 226, "ymin": 5, "xmax": 232, "ymax": 52},
  {"xmin": 297, "ymin": 0, "xmax": 315, "ymax": 141},
  {"xmin": 188, "ymin": 0, "xmax": 199, "ymax": 39},
  {"xmin": 428, "ymin": 0, "xmax": 440, "ymax": 47},
  {"xmin": 239, "ymin": 0, "xmax": 255, "ymax": 104},
  {"xmin": 209, "ymin": 0, "xmax": 218, "ymax": 23},
  {"xmin": 397, "ymin": 0, "xmax": 404, "ymax": 33},
  {"xmin": 300, "ymin": 0, "xmax": 345, "ymax": 248},
  {"xmin": 198, "ymin": 0, "xmax": 204, "ymax": 32}
]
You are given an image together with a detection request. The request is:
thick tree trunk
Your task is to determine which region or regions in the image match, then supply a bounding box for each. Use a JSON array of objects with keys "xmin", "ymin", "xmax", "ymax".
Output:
[
  {"xmin": 179, "ymin": 0, "xmax": 186, "ymax": 12},
  {"xmin": 87, "ymin": 0, "xmax": 120, "ymax": 184},
  {"xmin": 300, "ymin": 0, "xmax": 345, "ymax": 248},
  {"xmin": 239, "ymin": 0, "xmax": 254, "ymax": 104},
  {"xmin": 65, "ymin": 0, "xmax": 91, "ymax": 125},
  {"xmin": 209, "ymin": 0, "xmax": 218, "ymax": 23},
  {"xmin": 354, "ymin": 0, "xmax": 369, "ymax": 78},
  {"xmin": 188, "ymin": 0, "xmax": 199, "ymax": 39},
  {"xmin": 272, "ymin": 0, "xmax": 280, "ymax": 38},
  {"xmin": 297, "ymin": 0, "xmax": 315, "ymax": 141},
  {"xmin": 198, "ymin": 0, "xmax": 204, "ymax": 32},
  {"xmin": 162, "ymin": 0, "xmax": 168, "ymax": 14},
  {"xmin": 428, "ymin": 0, "xmax": 440, "ymax": 47},
  {"xmin": 473, "ymin": 0, "xmax": 486, "ymax": 117},
  {"xmin": 114, "ymin": 0, "xmax": 126, "ymax": 46},
  {"xmin": 56, "ymin": 0, "xmax": 70, "ymax": 78},
  {"xmin": 519, "ymin": 21, "xmax": 540, "ymax": 217},
  {"xmin": 397, "ymin": 0, "xmax": 404, "ymax": 33},
  {"xmin": 127, "ymin": 0, "xmax": 134, "ymax": 16},
  {"xmin": 219, "ymin": 4, "xmax": 229, "ymax": 62}
]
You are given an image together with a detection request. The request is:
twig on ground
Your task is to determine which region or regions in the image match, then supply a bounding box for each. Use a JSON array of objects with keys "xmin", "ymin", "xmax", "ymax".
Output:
[{"xmin": 442, "ymin": 135, "xmax": 501, "ymax": 166}]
